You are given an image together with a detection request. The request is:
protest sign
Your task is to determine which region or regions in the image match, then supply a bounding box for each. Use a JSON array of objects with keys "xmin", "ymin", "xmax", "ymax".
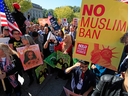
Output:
[
  {"xmin": 63, "ymin": 87, "xmax": 82, "ymax": 96},
  {"xmin": 44, "ymin": 52, "xmax": 57, "ymax": 68},
  {"xmin": 56, "ymin": 51, "xmax": 70, "ymax": 70},
  {"xmin": 0, "ymin": 37, "xmax": 10, "ymax": 45},
  {"xmin": 38, "ymin": 18, "xmax": 50, "ymax": 26},
  {"xmin": 73, "ymin": 0, "xmax": 128, "ymax": 71},
  {"xmin": 16, "ymin": 44, "xmax": 43, "ymax": 71},
  {"xmin": 0, "ymin": 68, "xmax": 6, "ymax": 91},
  {"xmin": 50, "ymin": 17, "xmax": 60, "ymax": 31},
  {"xmin": 61, "ymin": 18, "xmax": 68, "ymax": 26},
  {"xmin": 35, "ymin": 63, "xmax": 48, "ymax": 84},
  {"xmin": 47, "ymin": 32, "xmax": 56, "ymax": 40},
  {"xmin": 73, "ymin": 18, "xmax": 79, "ymax": 26}
]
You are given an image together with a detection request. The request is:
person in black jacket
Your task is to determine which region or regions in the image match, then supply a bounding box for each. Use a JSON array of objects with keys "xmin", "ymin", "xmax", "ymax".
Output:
[
  {"xmin": 11, "ymin": 3, "xmax": 27, "ymax": 35},
  {"xmin": 65, "ymin": 60, "xmax": 96, "ymax": 96},
  {"xmin": 0, "ymin": 43, "xmax": 23, "ymax": 96},
  {"xmin": 91, "ymin": 68, "xmax": 128, "ymax": 96}
]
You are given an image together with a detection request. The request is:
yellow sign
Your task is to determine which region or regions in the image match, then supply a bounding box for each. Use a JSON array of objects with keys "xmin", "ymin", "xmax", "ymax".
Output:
[{"xmin": 73, "ymin": 0, "xmax": 128, "ymax": 71}]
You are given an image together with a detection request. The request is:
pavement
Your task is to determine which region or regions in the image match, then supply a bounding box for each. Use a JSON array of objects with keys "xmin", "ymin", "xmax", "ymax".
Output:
[{"xmin": 0, "ymin": 70, "xmax": 72, "ymax": 96}]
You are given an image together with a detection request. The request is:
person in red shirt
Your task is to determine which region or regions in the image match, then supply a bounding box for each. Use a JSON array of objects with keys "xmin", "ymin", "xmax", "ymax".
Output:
[{"xmin": 54, "ymin": 34, "xmax": 73, "ymax": 79}]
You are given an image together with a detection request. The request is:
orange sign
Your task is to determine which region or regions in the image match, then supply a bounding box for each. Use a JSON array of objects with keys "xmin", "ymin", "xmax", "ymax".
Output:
[
  {"xmin": 38, "ymin": 18, "xmax": 50, "ymax": 26},
  {"xmin": 16, "ymin": 44, "xmax": 43, "ymax": 71}
]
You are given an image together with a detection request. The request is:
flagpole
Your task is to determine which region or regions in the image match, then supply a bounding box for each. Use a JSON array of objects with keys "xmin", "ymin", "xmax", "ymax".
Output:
[{"xmin": 0, "ymin": 68, "xmax": 6, "ymax": 91}]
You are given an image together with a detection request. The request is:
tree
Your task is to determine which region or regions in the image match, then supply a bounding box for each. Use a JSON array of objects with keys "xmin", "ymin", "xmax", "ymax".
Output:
[
  {"xmin": 4, "ymin": 0, "xmax": 32, "ymax": 13},
  {"xmin": 45, "ymin": 9, "xmax": 54, "ymax": 17},
  {"xmin": 54, "ymin": 6, "xmax": 74, "ymax": 22},
  {"xmin": 42, "ymin": 8, "xmax": 47, "ymax": 18}
]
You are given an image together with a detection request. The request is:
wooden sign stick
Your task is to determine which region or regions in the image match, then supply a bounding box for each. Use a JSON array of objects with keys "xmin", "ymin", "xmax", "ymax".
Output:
[{"xmin": 0, "ymin": 68, "xmax": 6, "ymax": 91}]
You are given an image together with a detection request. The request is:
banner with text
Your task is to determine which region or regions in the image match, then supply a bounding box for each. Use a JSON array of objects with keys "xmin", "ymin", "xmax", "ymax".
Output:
[
  {"xmin": 73, "ymin": 18, "xmax": 79, "ymax": 26},
  {"xmin": 61, "ymin": 18, "xmax": 68, "ymax": 27},
  {"xmin": 50, "ymin": 17, "xmax": 60, "ymax": 31},
  {"xmin": 73, "ymin": 0, "xmax": 128, "ymax": 71},
  {"xmin": 38, "ymin": 18, "xmax": 50, "ymax": 26}
]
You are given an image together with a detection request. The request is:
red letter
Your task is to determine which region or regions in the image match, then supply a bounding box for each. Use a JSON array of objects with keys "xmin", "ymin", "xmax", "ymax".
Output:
[
  {"xmin": 82, "ymin": 5, "xmax": 94, "ymax": 16},
  {"xmin": 80, "ymin": 17, "xmax": 90, "ymax": 27},
  {"xmin": 90, "ymin": 17, "xmax": 99, "ymax": 28},
  {"xmin": 106, "ymin": 19, "xmax": 111, "ymax": 30},
  {"xmin": 79, "ymin": 28, "xmax": 85, "ymax": 37},
  {"xmin": 94, "ymin": 5, "xmax": 105, "ymax": 16},
  {"xmin": 112, "ymin": 19, "xmax": 117, "ymax": 30},
  {"xmin": 84, "ymin": 29, "xmax": 91, "ymax": 38},
  {"xmin": 116, "ymin": 20, "xmax": 127, "ymax": 32},
  {"xmin": 92, "ymin": 30, "xmax": 101, "ymax": 39},
  {"xmin": 98, "ymin": 18, "xmax": 106, "ymax": 29}
]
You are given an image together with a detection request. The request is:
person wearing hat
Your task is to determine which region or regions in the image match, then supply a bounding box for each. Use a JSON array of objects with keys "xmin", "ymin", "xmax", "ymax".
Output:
[
  {"xmin": 11, "ymin": 3, "xmax": 27, "ymax": 35},
  {"xmin": 65, "ymin": 60, "xmax": 96, "ymax": 96}
]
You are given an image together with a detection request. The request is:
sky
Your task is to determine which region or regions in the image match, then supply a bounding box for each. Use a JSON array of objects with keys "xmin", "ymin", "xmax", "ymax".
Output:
[{"xmin": 31, "ymin": 0, "xmax": 82, "ymax": 10}]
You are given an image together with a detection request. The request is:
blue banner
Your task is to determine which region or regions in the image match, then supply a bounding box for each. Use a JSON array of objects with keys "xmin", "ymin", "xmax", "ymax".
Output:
[{"xmin": 50, "ymin": 17, "xmax": 60, "ymax": 31}]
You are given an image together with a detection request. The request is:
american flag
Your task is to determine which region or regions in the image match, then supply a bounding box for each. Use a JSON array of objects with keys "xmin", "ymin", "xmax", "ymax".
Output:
[
  {"xmin": 121, "ymin": 0, "xmax": 128, "ymax": 3},
  {"xmin": 0, "ymin": 0, "xmax": 22, "ymax": 37},
  {"xmin": 47, "ymin": 12, "xmax": 52, "ymax": 25}
]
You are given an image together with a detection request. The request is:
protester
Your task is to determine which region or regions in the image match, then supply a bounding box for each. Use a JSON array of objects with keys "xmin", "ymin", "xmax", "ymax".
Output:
[
  {"xmin": 54, "ymin": 34, "xmax": 73, "ymax": 79},
  {"xmin": 32, "ymin": 31, "xmax": 44, "ymax": 54},
  {"xmin": 9, "ymin": 29, "xmax": 23, "ymax": 51},
  {"xmin": 38, "ymin": 25, "xmax": 45, "ymax": 35},
  {"xmin": 69, "ymin": 25, "xmax": 77, "ymax": 45},
  {"xmin": 65, "ymin": 60, "xmax": 96, "ymax": 96},
  {"xmin": 11, "ymin": 3, "xmax": 27, "ymax": 35},
  {"xmin": 0, "ymin": 43, "xmax": 23, "ymax": 96},
  {"xmin": 92, "ymin": 67, "xmax": 128, "ymax": 96},
  {"xmin": 21, "ymin": 34, "xmax": 43, "ymax": 86},
  {"xmin": 2, "ymin": 26, "xmax": 10, "ymax": 38},
  {"xmin": 56, "ymin": 29, "xmax": 64, "ymax": 42}
]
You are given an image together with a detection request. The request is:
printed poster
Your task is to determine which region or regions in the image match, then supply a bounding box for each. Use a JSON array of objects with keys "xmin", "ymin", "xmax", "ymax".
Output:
[
  {"xmin": 56, "ymin": 51, "xmax": 70, "ymax": 70},
  {"xmin": 44, "ymin": 52, "xmax": 57, "ymax": 68},
  {"xmin": 35, "ymin": 63, "xmax": 48, "ymax": 84},
  {"xmin": 61, "ymin": 18, "xmax": 68, "ymax": 27},
  {"xmin": 16, "ymin": 44, "xmax": 43, "ymax": 70},
  {"xmin": 0, "ymin": 37, "xmax": 10, "ymax": 45},
  {"xmin": 50, "ymin": 17, "xmax": 60, "ymax": 31},
  {"xmin": 73, "ymin": 18, "xmax": 79, "ymax": 26},
  {"xmin": 73, "ymin": 0, "xmax": 128, "ymax": 71},
  {"xmin": 38, "ymin": 18, "xmax": 50, "ymax": 26},
  {"xmin": 63, "ymin": 87, "xmax": 82, "ymax": 96}
]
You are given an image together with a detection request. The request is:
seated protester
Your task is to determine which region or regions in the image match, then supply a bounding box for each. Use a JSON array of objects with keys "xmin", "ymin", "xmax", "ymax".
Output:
[
  {"xmin": 0, "ymin": 43, "xmax": 23, "ymax": 96},
  {"xmin": 56, "ymin": 29, "xmax": 64, "ymax": 43},
  {"xmin": 9, "ymin": 29, "xmax": 23, "ymax": 51},
  {"xmin": 91, "ymin": 68, "xmax": 128, "ymax": 96},
  {"xmin": 65, "ymin": 60, "xmax": 96, "ymax": 96},
  {"xmin": 2, "ymin": 26, "xmax": 10, "ymax": 38},
  {"xmin": 32, "ymin": 31, "xmax": 43, "ymax": 54}
]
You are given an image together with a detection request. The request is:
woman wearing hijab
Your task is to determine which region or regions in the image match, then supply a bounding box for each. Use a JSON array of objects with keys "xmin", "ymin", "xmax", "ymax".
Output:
[
  {"xmin": 54, "ymin": 34, "xmax": 73, "ymax": 57},
  {"xmin": 54, "ymin": 34, "xmax": 73, "ymax": 79},
  {"xmin": 0, "ymin": 43, "xmax": 22, "ymax": 96},
  {"xmin": 11, "ymin": 3, "xmax": 27, "ymax": 35}
]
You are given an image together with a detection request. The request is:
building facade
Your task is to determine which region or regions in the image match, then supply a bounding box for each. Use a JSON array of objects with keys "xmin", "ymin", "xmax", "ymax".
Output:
[{"xmin": 24, "ymin": 3, "xmax": 43, "ymax": 21}]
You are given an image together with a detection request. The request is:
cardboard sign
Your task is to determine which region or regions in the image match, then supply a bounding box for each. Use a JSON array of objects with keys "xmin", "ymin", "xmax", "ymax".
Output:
[
  {"xmin": 44, "ymin": 52, "xmax": 57, "ymax": 68},
  {"xmin": 61, "ymin": 18, "xmax": 68, "ymax": 26},
  {"xmin": 16, "ymin": 44, "xmax": 43, "ymax": 70},
  {"xmin": 38, "ymin": 18, "xmax": 50, "ymax": 26},
  {"xmin": 47, "ymin": 32, "xmax": 56, "ymax": 40},
  {"xmin": 35, "ymin": 63, "xmax": 48, "ymax": 84},
  {"xmin": 73, "ymin": 0, "xmax": 128, "ymax": 71},
  {"xmin": 50, "ymin": 17, "xmax": 60, "ymax": 31},
  {"xmin": 63, "ymin": 87, "xmax": 82, "ymax": 96},
  {"xmin": 0, "ymin": 37, "xmax": 10, "ymax": 45},
  {"xmin": 73, "ymin": 18, "xmax": 79, "ymax": 26},
  {"xmin": 56, "ymin": 51, "xmax": 70, "ymax": 70}
]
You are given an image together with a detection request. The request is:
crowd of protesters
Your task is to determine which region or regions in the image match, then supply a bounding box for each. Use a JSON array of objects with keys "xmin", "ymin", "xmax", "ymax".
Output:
[{"xmin": 0, "ymin": 3, "xmax": 128, "ymax": 96}]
